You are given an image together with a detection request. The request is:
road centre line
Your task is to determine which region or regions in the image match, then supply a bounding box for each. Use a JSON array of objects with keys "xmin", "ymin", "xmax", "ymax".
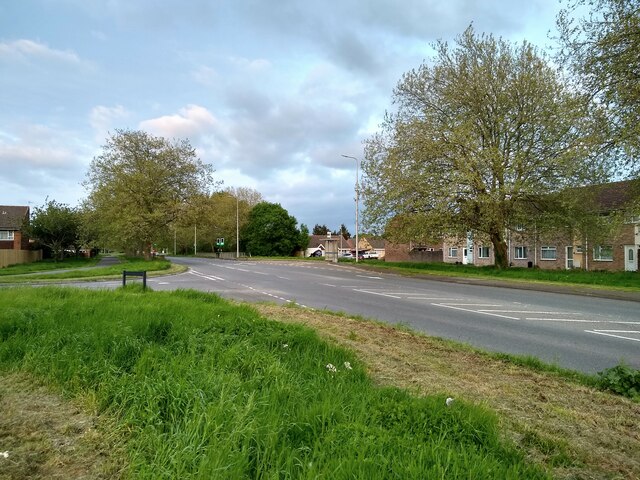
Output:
[
  {"xmin": 442, "ymin": 303, "xmax": 504, "ymax": 307},
  {"xmin": 405, "ymin": 297, "xmax": 465, "ymax": 300},
  {"xmin": 354, "ymin": 289, "xmax": 401, "ymax": 299},
  {"xmin": 586, "ymin": 330, "xmax": 640, "ymax": 343},
  {"xmin": 190, "ymin": 270, "xmax": 225, "ymax": 282},
  {"xmin": 432, "ymin": 303, "xmax": 519, "ymax": 320},
  {"xmin": 594, "ymin": 329, "xmax": 640, "ymax": 333},
  {"xmin": 479, "ymin": 310, "xmax": 580, "ymax": 315},
  {"xmin": 356, "ymin": 275, "xmax": 383, "ymax": 279},
  {"xmin": 526, "ymin": 318, "xmax": 612, "ymax": 323}
]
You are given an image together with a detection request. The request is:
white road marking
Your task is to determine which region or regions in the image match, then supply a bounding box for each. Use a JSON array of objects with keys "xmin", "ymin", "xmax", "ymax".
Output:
[
  {"xmin": 357, "ymin": 275, "xmax": 383, "ymax": 279},
  {"xmin": 479, "ymin": 310, "xmax": 580, "ymax": 315},
  {"xmin": 354, "ymin": 289, "xmax": 401, "ymax": 299},
  {"xmin": 527, "ymin": 318, "xmax": 610, "ymax": 323},
  {"xmin": 405, "ymin": 297, "xmax": 465, "ymax": 300},
  {"xmin": 586, "ymin": 330, "xmax": 640, "ymax": 343},
  {"xmin": 432, "ymin": 303, "xmax": 519, "ymax": 320},
  {"xmin": 443, "ymin": 303, "xmax": 503, "ymax": 307},
  {"xmin": 594, "ymin": 329, "xmax": 640, "ymax": 333},
  {"xmin": 190, "ymin": 270, "xmax": 225, "ymax": 281}
]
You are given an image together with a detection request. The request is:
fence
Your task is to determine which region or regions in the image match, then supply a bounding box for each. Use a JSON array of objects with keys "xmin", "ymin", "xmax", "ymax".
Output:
[{"xmin": 0, "ymin": 249, "xmax": 43, "ymax": 268}]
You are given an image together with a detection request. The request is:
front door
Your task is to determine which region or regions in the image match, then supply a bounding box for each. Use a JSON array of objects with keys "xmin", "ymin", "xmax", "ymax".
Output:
[
  {"xmin": 625, "ymin": 245, "xmax": 637, "ymax": 271},
  {"xmin": 566, "ymin": 246, "xmax": 574, "ymax": 269}
]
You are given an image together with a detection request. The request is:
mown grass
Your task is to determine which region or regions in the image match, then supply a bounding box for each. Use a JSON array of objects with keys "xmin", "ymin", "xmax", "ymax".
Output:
[
  {"xmin": 0, "ymin": 257, "xmax": 174, "ymax": 283},
  {"xmin": 365, "ymin": 261, "xmax": 640, "ymax": 289},
  {"xmin": 0, "ymin": 256, "xmax": 100, "ymax": 275},
  {"xmin": 0, "ymin": 287, "xmax": 548, "ymax": 479}
]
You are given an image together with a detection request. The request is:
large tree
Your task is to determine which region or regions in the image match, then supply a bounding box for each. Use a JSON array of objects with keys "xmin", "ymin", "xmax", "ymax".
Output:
[
  {"xmin": 362, "ymin": 27, "xmax": 609, "ymax": 268},
  {"xmin": 84, "ymin": 130, "xmax": 215, "ymax": 258},
  {"xmin": 241, "ymin": 202, "xmax": 302, "ymax": 256},
  {"xmin": 556, "ymin": 0, "xmax": 640, "ymax": 164},
  {"xmin": 26, "ymin": 200, "xmax": 82, "ymax": 260}
]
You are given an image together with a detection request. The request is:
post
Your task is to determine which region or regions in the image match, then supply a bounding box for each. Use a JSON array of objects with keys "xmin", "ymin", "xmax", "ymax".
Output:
[
  {"xmin": 236, "ymin": 194, "xmax": 240, "ymax": 259},
  {"xmin": 122, "ymin": 270, "xmax": 147, "ymax": 289},
  {"xmin": 342, "ymin": 154, "xmax": 360, "ymax": 263}
]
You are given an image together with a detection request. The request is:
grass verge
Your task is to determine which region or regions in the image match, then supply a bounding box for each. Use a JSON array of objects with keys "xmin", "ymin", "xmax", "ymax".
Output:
[
  {"xmin": 354, "ymin": 261, "xmax": 640, "ymax": 290},
  {"xmin": 0, "ymin": 257, "xmax": 182, "ymax": 283},
  {"xmin": 1, "ymin": 287, "xmax": 548, "ymax": 479},
  {"xmin": 254, "ymin": 304, "xmax": 640, "ymax": 479}
]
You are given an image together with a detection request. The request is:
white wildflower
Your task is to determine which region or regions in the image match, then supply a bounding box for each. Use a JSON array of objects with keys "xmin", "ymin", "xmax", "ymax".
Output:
[
  {"xmin": 0, "ymin": 451, "xmax": 8, "ymax": 459},
  {"xmin": 282, "ymin": 343, "xmax": 289, "ymax": 349},
  {"xmin": 446, "ymin": 397, "xmax": 454, "ymax": 407},
  {"xmin": 343, "ymin": 361, "xmax": 352, "ymax": 370},
  {"xmin": 326, "ymin": 363, "xmax": 337, "ymax": 374}
]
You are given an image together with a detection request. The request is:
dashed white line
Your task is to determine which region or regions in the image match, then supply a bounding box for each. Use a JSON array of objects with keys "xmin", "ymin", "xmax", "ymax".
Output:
[
  {"xmin": 354, "ymin": 289, "xmax": 401, "ymax": 299},
  {"xmin": 586, "ymin": 330, "xmax": 640, "ymax": 342},
  {"xmin": 432, "ymin": 303, "xmax": 519, "ymax": 320}
]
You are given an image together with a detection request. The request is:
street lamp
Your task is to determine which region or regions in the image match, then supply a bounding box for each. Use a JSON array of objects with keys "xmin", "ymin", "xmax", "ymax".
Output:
[{"xmin": 341, "ymin": 154, "xmax": 359, "ymax": 263}]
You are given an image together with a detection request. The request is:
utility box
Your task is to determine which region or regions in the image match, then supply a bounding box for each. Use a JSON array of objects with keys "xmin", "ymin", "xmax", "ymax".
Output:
[{"xmin": 324, "ymin": 233, "xmax": 338, "ymax": 263}]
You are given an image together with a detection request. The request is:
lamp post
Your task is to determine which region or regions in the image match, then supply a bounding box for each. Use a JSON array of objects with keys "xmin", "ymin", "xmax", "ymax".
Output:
[{"xmin": 341, "ymin": 154, "xmax": 359, "ymax": 263}]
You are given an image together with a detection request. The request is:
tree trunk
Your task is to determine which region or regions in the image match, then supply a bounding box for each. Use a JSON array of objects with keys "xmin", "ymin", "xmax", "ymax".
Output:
[{"xmin": 490, "ymin": 231, "xmax": 509, "ymax": 269}]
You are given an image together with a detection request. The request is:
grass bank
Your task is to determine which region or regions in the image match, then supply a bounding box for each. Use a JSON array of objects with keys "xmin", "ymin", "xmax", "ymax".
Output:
[
  {"xmin": 0, "ymin": 287, "xmax": 547, "ymax": 479},
  {"xmin": 355, "ymin": 260, "xmax": 640, "ymax": 290},
  {"xmin": 0, "ymin": 257, "xmax": 181, "ymax": 283}
]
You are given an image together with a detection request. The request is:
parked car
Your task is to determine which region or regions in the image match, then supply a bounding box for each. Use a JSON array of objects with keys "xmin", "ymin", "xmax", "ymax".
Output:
[
  {"xmin": 361, "ymin": 251, "xmax": 379, "ymax": 259},
  {"xmin": 341, "ymin": 252, "xmax": 353, "ymax": 258}
]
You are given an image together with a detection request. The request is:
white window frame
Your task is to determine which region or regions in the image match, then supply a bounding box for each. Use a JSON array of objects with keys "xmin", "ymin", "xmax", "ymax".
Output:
[
  {"xmin": 514, "ymin": 246, "xmax": 528, "ymax": 260},
  {"xmin": 478, "ymin": 246, "xmax": 490, "ymax": 258},
  {"xmin": 448, "ymin": 247, "xmax": 458, "ymax": 258},
  {"xmin": 540, "ymin": 246, "xmax": 557, "ymax": 260},
  {"xmin": 593, "ymin": 245, "xmax": 613, "ymax": 261},
  {"xmin": 0, "ymin": 230, "xmax": 15, "ymax": 241}
]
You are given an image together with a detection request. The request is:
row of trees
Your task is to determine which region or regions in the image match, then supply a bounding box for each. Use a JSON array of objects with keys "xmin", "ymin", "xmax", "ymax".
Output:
[
  {"xmin": 27, "ymin": 129, "xmax": 309, "ymax": 259},
  {"xmin": 311, "ymin": 224, "xmax": 351, "ymax": 238},
  {"xmin": 361, "ymin": 0, "xmax": 639, "ymax": 268}
]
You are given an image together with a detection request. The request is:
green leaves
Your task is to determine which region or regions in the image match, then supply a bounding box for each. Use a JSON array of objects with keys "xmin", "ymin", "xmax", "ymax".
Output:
[
  {"xmin": 362, "ymin": 26, "xmax": 607, "ymax": 268},
  {"xmin": 84, "ymin": 130, "xmax": 216, "ymax": 257},
  {"xmin": 241, "ymin": 202, "xmax": 303, "ymax": 256}
]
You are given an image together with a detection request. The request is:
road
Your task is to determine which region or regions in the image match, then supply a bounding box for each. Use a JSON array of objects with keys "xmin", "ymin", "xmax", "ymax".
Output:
[{"xmin": 100, "ymin": 257, "xmax": 639, "ymax": 373}]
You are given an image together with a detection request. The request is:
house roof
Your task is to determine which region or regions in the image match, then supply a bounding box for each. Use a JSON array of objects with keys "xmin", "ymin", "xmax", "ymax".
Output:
[
  {"xmin": 308, "ymin": 234, "xmax": 351, "ymax": 249},
  {"xmin": 590, "ymin": 179, "xmax": 640, "ymax": 212},
  {"xmin": 0, "ymin": 206, "xmax": 29, "ymax": 230}
]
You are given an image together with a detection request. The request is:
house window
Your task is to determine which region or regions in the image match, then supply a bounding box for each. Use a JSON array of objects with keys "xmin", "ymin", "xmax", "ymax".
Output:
[
  {"xmin": 0, "ymin": 231, "xmax": 14, "ymax": 241},
  {"xmin": 540, "ymin": 246, "xmax": 557, "ymax": 260},
  {"xmin": 593, "ymin": 245, "xmax": 613, "ymax": 261},
  {"xmin": 515, "ymin": 223, "xmax": 525, "ymax": 232},
  {"xmin": 478, "ymin": 246, "xmax": 490, "ymax": 258},
  {"xmin": 514, "ymin": 246, "xmax": 528, "ymax": 259},
  {"xmin": 448, "ymin": 247, "xmax": 458, "ymax": 258}
]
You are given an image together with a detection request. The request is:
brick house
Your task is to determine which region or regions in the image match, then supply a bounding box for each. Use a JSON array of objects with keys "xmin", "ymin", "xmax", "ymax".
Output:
[
  {"xmin": 0, "ymin": 206, "xmax": 30, "ymax": 250},
  {"xmin": 0, "ymin": 205, "xmax": 42, "ymax": 268},
  {"xmin": 386, "ymin": 180, "xmax": 640, "ymax": 272}
]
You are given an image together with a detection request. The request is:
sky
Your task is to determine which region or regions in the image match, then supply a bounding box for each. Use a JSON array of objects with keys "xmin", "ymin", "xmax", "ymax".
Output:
[{"xmin": 0, "ymin": 0, "xmax": 562, "ymax": 233}]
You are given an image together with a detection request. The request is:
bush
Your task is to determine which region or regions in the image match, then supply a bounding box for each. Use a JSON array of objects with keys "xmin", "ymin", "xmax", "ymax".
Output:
[{"xmin": 597, "ymin": 364, "xmax": 640, "ymax": 400}]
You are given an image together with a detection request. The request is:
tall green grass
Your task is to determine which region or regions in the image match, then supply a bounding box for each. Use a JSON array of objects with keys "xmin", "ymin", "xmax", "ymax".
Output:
[
  {"xmin": 0, "ymin": 257, "xmax": 171, "ymax": 282},
  {"xmin": 0, "ymin": 287, "xmax": 548, "ymax": 479},
  {"xmin": 373, "ymin": 262, "xmax": 640, "ymax": 289}
]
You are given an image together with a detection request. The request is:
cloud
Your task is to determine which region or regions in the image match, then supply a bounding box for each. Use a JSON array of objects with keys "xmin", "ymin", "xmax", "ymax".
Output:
[
  {"xmin": 0, "ymin": 39, "xmax": 81, "ymax": 64},
  {"xmin": 0, "ymin": 123, "xmax": 90, "ymax": 206},
  {"xmin": 139, "ymin": 105, "xmax": 219, "ymax": 140},
  {"xmin": 90, "ymin": 105, "xmax": 130, "ymax": 142}
]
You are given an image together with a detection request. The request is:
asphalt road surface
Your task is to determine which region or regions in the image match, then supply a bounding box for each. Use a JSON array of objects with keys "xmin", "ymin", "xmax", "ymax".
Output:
[{"xmin": 95, "ymin": 257, "xmax": 639, "ymax": 374}]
